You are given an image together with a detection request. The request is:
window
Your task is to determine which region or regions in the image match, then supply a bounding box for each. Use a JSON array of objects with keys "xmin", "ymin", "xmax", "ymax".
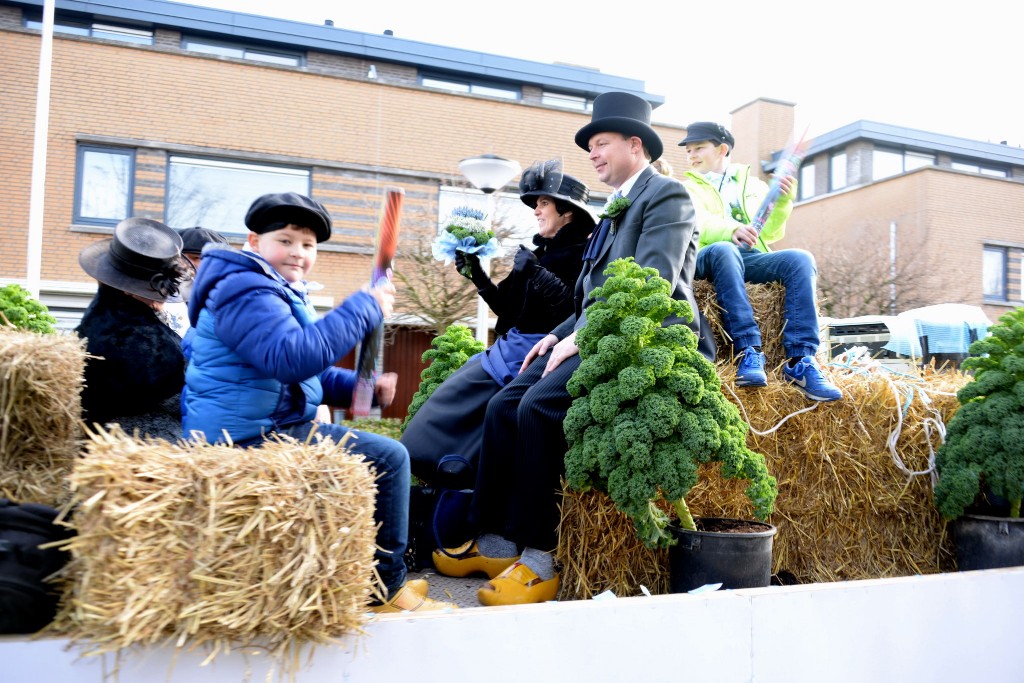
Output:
[
  {"xmin": 166, "ymin": 157, "xmax": 310, "ymax": 235},
  {"xmin": 829, "ymin": 152, "xmax": 847, "ymax": 191},
  {"xmin": 799, "ymin": 163, "xmax": 816, "ymax": 200},
  {"xmin": 952, "ymin": 160, "xmax": 1008, "ymax": 177},
  {"xmin": 542, "ymin": 91, "xmax": 592, "ymax": 111},
  {"xmin": 74, "ymin": 146, "xmax": 134, "ymax": 225},
  {"xmin": 182, "ymin": 37, "xmax": 303, "ymax": 66},
  {"xmin": 25, "ymin": 15, "xmax": 153, "ymax": 45},
  {"xmin": 905, "ymin": 151, "xmax": 934, "ymax": 171},
  {"xmin": 420, "ymin": 74, "xmax": 519, "ymax": 100},
  {"xmin": 438, "ymin": 187, "xmax": 536, "ymax": 248},
  {"xmin": 872, "ymin": 148, "xmax": 935, "ymax": 181},
  {"xmin": 983, "ymin": 246, "xmax": 1007, "ymax": 300}
]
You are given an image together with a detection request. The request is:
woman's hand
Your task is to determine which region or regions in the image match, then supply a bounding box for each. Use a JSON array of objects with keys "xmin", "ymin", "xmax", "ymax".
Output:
[{"xmin": 512, "ymin": 246, "xmax": 539, "ymax": 276}]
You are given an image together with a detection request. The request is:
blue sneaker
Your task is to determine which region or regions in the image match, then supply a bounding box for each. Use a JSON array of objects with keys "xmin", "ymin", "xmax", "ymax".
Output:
[
  {"xmin": 735, "ymin": 347, "xmax": 767, "ymax": 387},
  {"xmin": 783, "ymin": 356, "xmax": 842, "ymax": 402}
]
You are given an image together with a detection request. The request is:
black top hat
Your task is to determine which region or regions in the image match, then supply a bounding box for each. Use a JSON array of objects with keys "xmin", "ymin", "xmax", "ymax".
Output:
[
  {"xmin": 678, "ymin": 121, "xmax": 735, "ymax": 149},
  {"xmin": 79, "ymin": 218, "xmax": 186, "ymax": 302},
  {"xmin": 244, "ymin": 192, "xmax": 333, "ymax": 243},
  {"xmin": 178, "ymin": 226, "xmax": 229, "ymax": 255},
  {"xmin": 575, "ymin": 92, "xmax": 664, "ymax": 162},
  {"xmin": 518, "ymin": 160, "xmax": 596, "ymax": 229}
]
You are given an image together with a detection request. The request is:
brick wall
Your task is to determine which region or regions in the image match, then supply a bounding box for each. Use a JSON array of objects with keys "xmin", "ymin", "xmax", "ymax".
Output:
[{"xmin": 1, "ymin": 27, "xmax": 688, "ymax": 305}]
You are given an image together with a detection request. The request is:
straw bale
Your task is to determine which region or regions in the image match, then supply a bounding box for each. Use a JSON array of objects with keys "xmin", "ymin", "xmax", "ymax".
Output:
[
  {"xmin": 51, "ymin": 426, "xmax": 379, "ymax": 674},
  {"xmin": 0, "ymin": 329, "xmax": 85, "ymax": 506},
  {"xmin": 558, "ymin": 358, "xmax": 967, "ymax": 599},
  {"xmin": 695, "ymin": 279, "xmax": 789, "ymax": 368}
]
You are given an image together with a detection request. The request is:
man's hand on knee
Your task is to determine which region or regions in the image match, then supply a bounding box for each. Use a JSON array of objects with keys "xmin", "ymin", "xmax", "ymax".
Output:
[
  {"xmin": 541, "ymin": 332, "xmax": 579, "ymax": 377},
  {"xmin": 521, "ymin": 334, "xmax": 559, "ymax": 372}
]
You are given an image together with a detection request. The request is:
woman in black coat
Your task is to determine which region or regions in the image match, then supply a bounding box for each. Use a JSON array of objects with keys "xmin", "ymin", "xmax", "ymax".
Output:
[
  {"xmin": 76, "ymin": 218, "xmax": 190, "ymax": 442},
  {"xmin": 401, "ymin": 164, "xmax": 596, "ymax": 484}
]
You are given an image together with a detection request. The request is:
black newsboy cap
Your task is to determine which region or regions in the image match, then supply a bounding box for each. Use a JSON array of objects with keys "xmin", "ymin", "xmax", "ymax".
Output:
[
  {"xmin": 244, "ymin": 192, "xmax": 333, "ymax": 242},
  {"xmin": 678, "ymin": 121, "xmax": 735, "ymax": 149}
]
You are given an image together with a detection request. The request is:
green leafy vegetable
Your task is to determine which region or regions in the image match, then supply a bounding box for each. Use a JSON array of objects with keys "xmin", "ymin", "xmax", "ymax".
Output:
[
  {"xmin": 402, "ymin": 324, "xmax": 485, "ymax": 431},
  {"xmin": 934, "ymin": 306, "xmax": 1024, "ymax": 519},
  {"xmin": 0, "ymin": 284, "xmax": 57, "ymax": 334},
  {"xmin": 564, "ymin": 258, "xmax": 777, "ymax": 548}
]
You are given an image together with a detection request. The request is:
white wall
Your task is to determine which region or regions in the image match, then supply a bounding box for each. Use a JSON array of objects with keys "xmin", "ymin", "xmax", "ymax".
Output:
[{"xmin": 4, "ymin": 567, "xmax": 1022, "ymax": 683}]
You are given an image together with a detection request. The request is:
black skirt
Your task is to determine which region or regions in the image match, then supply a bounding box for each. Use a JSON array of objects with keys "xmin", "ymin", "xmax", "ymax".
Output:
[{"xmin": 400, "ymin": 357, "xmax": 500, "ymax": 484}]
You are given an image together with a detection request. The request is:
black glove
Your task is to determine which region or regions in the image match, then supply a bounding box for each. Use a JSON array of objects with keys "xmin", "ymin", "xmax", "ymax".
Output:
[
  {"xmin": 454, "ymin": 252, "xmax": 490, "ymax": 288},
  {"xmin": 512, "ymin": 245, "xmax": 540, "ymax": 277}
]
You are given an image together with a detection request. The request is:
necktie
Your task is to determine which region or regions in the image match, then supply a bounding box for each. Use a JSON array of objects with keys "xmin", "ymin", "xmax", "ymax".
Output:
[{"xmin": 582, "ymin": 191, "xmax": 623, "ymax": 261}]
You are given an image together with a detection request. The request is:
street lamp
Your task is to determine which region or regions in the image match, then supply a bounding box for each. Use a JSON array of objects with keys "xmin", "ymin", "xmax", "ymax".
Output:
[{"xmin": 458, "ymin": 154, "xmax": 521, "ymax": 343}]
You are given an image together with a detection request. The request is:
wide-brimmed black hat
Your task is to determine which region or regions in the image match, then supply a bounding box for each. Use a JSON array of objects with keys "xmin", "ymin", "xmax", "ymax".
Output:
[
  {"xmin": 575, "ymin": 92, "xmax": 664, "ymax": 162},
  {"xmin": 678, "ymin": 121, "xmax": 735, "ymax": 150},
  {"xmin": 178, "ymin": 226, "xmax": 229, "ymax": 255},
  {"xmin": 244, "ymin": 192, "xmax": 333, "ymax": 243},
  {"xmin": 518, "ymin": 160, "xmax": 596, "ymax": 229},
  {"xmin": 79, "ymin": 218, "xmax": 186, "ymax": 302}
]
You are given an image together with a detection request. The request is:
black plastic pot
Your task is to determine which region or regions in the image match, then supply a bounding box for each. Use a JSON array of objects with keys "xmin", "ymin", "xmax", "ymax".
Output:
[
  {"xmin": 954, "ymin": 514, "xmax": 1024, "ymax": 571},
  {"xmin": 667, "ymin": 517, "xmax": 777, "ymax": 593}
]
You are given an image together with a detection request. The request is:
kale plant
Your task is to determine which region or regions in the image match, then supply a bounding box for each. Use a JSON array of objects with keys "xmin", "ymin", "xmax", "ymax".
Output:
[
  {"xmin": 934, "ymin": 306, "xmax": 1024, "ymax": 519},
  {"xmin": 402, "ymin": 324, "xmax": 485, "ymax": 430},
  {"xmin": 563, "ymin": 258, "xmax": 777, "ymax": 548}
]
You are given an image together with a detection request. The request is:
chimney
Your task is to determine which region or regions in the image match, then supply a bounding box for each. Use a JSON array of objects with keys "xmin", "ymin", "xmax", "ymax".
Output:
[
  {"xmin": 384, "ymin": 29, "xmax": 393, "ymax": 36},
  {"xmin": 324, "ymin": 19, "xmax": 334, "ymax": 26}
]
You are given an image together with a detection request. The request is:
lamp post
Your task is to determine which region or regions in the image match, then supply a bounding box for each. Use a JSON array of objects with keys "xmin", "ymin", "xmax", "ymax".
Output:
[{"xmin": 458, "ymin": 154, "xmax": 521, "ymax": 343}]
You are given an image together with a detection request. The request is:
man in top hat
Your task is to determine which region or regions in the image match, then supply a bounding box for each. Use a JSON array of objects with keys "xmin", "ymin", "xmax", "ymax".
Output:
[
  {"xmin": 679, "ymin": 122, "xmax": 841, "ymax": 402},
  {"xmin": 76, "ymin": 217, "xmax": 190, "ymax": 439},
  {"xmin": 432, "ymin": 92, "xmax": 701, "ymax": 606}
]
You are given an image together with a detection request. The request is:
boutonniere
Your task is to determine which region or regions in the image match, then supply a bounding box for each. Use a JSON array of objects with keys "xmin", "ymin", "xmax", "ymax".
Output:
[
  {"xmin": 599, "ymin": 196, "xmax": 631, "ymax": 235},
  {"xmin": 599, "ymin": 196, "xmax": 631, "ymax": 220}
]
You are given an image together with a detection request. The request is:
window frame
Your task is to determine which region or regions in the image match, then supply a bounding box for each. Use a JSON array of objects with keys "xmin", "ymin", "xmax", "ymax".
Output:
[
  {"xmin": 24, "ymin": 13, "xmax": 153, "ymax": 45},
  {"xmin": 420, "ymin": 72, "xmax": 520, "ymax": 101},
  {"xmin": 872, "ymin": 146, "xmax": 936, "ymax": 181},
  {"xmin": 181, "ymin": 35, "xmax": 305, "ymax": 66},
  {"xmin": 73, "ymin": 145, "xmax": 136, "ymax": 226},
  {"xmin": 799, "ymin": 163, "xmax": 816, "ymax": 200},
  {"xmin": 164, "ymin": 155, "xmax": 311, "ymax": 235},
  {"xmin": 982, "ymin": 245, "xmax": 1008, "ymax": 301},
  {"xmin": 829, "ymin": 151, "xmax": 847, "ymax": 191},
  {"xmin": 541, "ymin": 91, "xmax": 592, "ymax": 111}
]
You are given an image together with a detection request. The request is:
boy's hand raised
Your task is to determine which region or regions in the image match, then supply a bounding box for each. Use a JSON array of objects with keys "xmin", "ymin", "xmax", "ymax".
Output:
[
  {"xmin": 373, "ymin": 372, "xmax": 398, "ymax": 408},
  {"xmin": 368, "ymin": 281, "xmax": 396, "ymax": 318}
]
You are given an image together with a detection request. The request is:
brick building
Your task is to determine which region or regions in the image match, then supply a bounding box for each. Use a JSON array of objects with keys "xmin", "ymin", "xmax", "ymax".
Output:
[{"xmin": 0, "ymin": 0, "xmax": 688, "ymax": 416}]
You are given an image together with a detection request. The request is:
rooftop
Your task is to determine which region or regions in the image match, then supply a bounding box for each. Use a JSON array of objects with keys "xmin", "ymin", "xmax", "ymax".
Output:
[{"xmin": 7, "ymin": 0, "xmax": 662, "ymax": 104}]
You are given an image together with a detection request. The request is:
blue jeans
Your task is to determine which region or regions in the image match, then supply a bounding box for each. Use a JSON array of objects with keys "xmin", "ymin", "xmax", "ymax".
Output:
[
  {"xmin": 695, "ymin": 242, "xmax": 820, "ymax": 359},
  {"xmin": 278, "ymin": 421, "xmax": 410, "ymax": 598}
]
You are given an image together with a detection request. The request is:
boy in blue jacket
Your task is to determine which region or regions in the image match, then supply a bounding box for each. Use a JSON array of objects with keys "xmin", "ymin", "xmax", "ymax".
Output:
[{"xmin": 184, "ymin": 192, "xmax": 454, "ymax": 613}]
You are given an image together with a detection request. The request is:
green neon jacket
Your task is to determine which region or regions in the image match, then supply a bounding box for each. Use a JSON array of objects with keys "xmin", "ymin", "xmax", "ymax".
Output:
[{"xmin": 682, "ymin": 164, "xmax": 794, "ymax": 253}]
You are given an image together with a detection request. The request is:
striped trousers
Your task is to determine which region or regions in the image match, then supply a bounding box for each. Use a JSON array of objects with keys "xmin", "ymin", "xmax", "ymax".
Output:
[{"xmin": 471, "ymin": 352, "xmax": 581, "ymax": 551}]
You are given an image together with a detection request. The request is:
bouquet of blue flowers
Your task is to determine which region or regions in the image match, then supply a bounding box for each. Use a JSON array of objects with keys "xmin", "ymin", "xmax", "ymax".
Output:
[{"xmin": 432, "ymin": 206, "xmax": 503, "ymax": 276}]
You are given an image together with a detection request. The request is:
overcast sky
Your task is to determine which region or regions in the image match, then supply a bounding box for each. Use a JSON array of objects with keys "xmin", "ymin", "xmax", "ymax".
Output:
[{"xmin": 183, "ymin": 0, "xmax": 1023, "ymax": 148}]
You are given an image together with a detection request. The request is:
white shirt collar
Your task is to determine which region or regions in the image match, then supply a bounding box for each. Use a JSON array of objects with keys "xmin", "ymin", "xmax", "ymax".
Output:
[{"xmin": 613, "ymin": 164, "xmax": 648, "ymax": 201}]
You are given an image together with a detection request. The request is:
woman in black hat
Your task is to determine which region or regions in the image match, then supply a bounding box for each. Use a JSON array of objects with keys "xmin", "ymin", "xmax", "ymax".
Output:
[
  {"xmin": 75, "ymin": 217, "xmax": 191, "ymax": 441},
  {"xmin": 401, "ymin": 161, "xmax": 595, "ymax": 490}
]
